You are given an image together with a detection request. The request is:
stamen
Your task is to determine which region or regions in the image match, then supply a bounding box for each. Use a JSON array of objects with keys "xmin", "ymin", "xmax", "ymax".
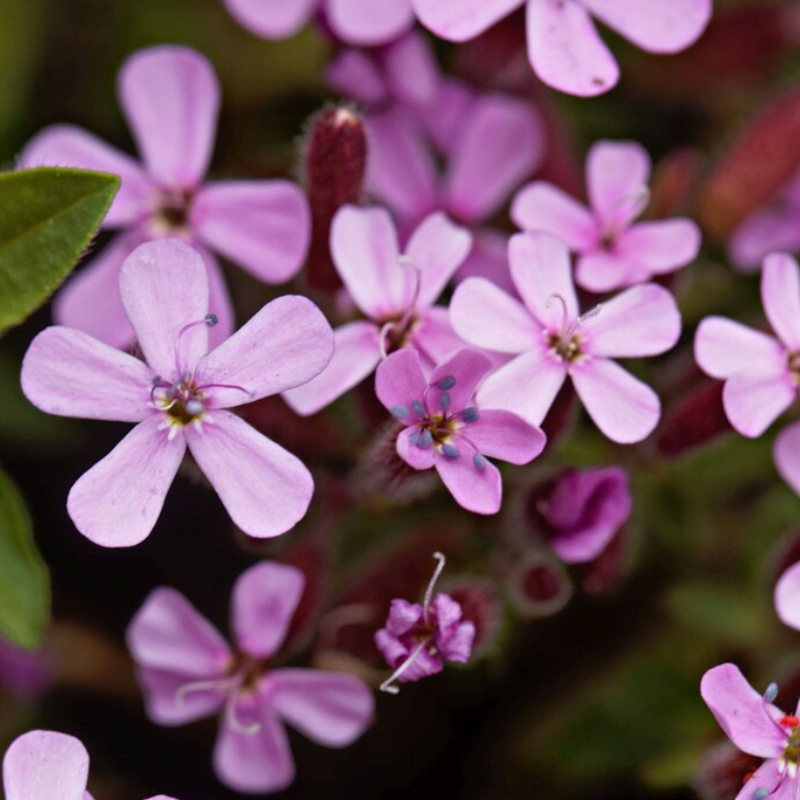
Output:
[
  {"xmin": 185, "ymin": 400, "xmax": 204, "ymax": 416},
  {"xmin": 397, "ymin": 255, "xmax": 423, "ymax": 318},
  {"xmin": 441, "ymin": 443, "xmax": 459, "ymax": 459},
  {"xmin": 440, "ymin": 392, "xmax": 451, "ymax": 412},
  {"xmin": 766, "ymin": 683, "xmax": 779, "ymax": 703},
  {"xmin": 379, "ymin": 640, "xmax": 428, "ymax": 695},
  {"xmin": 412, "ymin": 400, "xmax": 425, "ymax": 418},
  {"xmin": 378, "ymin": 322, "xmax": 396, "ymax": 359},
  {"xmin": 461, "ymin": 407, "xmax": 480, "ymax": 423},
  {"xmin": 423, "ymin": 552, "xmax": 447, "ymax": 625},
  {"xmin": 473, "ymin": 453, "xmax": 487, "ymax": 471},
  {"xmin": 437, "ymin": 376, "xmax": 456, "ymax": 391},
  {"xmin": 781, "ymin": 715, "xmax": 800, "ymax": 727},
  {"xmin": 174, "ymin": 314, "xmax": 217, "ymax": 374},
  {"xmin": 194, "ymin": 381, "xmax": 253, "ymax": 398},
  {"xmin": 753, "ymin": 789, "xmax": 769, "ymax": 799},
  {"xmin": 415, "ymin": 429, "xmax": 433, "ymax": 450},
  {"xmin": 576, "ymin": 303, "xmax": 604, "ymax": 326},
  {"xmin": 391, "ymin": 405, "xmax": 410, "ymax": 419},
  {"xmin": 175, "ymin": 677, "xmax": 231, "ymax": 709},
  {"xmin": 545, "ymin": 293, "xmax": 570, "ymax": 338},
  {"xmin": 224, "ymin": 691, "xmax": 262, "ymax": 736}
]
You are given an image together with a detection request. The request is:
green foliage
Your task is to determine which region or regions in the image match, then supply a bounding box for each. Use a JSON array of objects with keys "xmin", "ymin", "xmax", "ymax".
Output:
[{"xmin": 0, "ymin": 167, "xmax": 119, "ymax": 334}]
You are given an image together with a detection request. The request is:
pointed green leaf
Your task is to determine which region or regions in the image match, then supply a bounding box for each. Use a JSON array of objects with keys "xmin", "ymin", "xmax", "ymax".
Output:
[{"xmin": 0, "ymin": 166, "xmax": 119, "ymax": 334}]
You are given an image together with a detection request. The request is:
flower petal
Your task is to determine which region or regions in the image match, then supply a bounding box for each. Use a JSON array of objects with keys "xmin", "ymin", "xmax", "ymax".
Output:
[
  {"xmin": 695, "ymin": 317, "xmax": 785, "ymax": 379},
  {"xmin": 455, "ymin": 228, "xmax": 515, "ymax": 295},
  {"xmin": 270, "ymin": 668, "xmax": 374, "ymax": 745},
  {"xmin": 411, "ymin": 0, "xmax": 523, "ymax": 41},
  {"xmin": 118, "ymin": 45, "xmax": 219, "ymax": 188},
  {"xmin": 463, "ymin": 408, "xmax": 546, "ymax": 464},
  {"xmin": 574, "ymin": 249, "xmax": 640, "ymax": 293},
  {"xmin": 762, "ymin": 253, "xmax": 800, "ymax": 350},
  {"xmin": 700, "ymin": 663, "xmax": 787, "ymax": 759},
  {"xmin": 729, "ymin": 208, "xmax": 800, "ymax": 273},
  {"xmin": 617, "ymin": 219, "xmax": 701, "ymax": 273},
  {"xmin": 222, "ymin": 0, "xmax": 317, "ymax": 39},
  {"xmin": 511, "ymin": 182, "xmax": 596, "ymax": 249},
  {"xmin": 21, "ymin": 326, "xmax": 152, "ymax": 422},
  {"xmin": 231, "ymin": 561, "xmax": 305, "ymax": 660},
  {"xmin": 571, "ymin": 358, "xmax": 660, "ymax": 444},
  {"xmin": 383, "ymin": 31, "xmax": 440, "ymax": 110},
  {"xmin": 134, "ymin": 667, "xmax": 228, "ymax": 726},
  {"xmin": 434, "ymin": 440, "xmax": 503, "ymax": 514},
  {"xmin": 3, "ymin": 731, "xmax": 89, "ymax": 800},
  {"xmin": 186, "ymin": 411, "xmax": 313, "ymax": 538},
  {"xmin": 119, "ymin": 239, "xmax": 210, "ymax": 379},
  {"xmin": 326, "ymin": 0, "xmax": 415, "ymax": 45},
  {"xmin": 67, "ymin": 416, "xmax": 185, "ymax": 547},
  {"xmin": 191, "ymin": 180, "xmax": 309, "ymax": 283},
  {"xmin": 397, "ymin": 426, "xmax": 436, "ymax": 470},
  {"xmin": 202, "ymin": 248, "xmax": 236, "ymax": 350},
  {"xmin": 586, "ymin": 140, "xmax": 651, "ymax": 226},
  {"xmin": 775, "ymin": 561, "xmax": 800, "ymax": 632},
  {"xmin": 429, "ymin": 347, "xmax": 493, "ymax": 414},
  {"xmin": 775, "ymin": 422, "xmax": 800, "ymax": 497},
  {"xmin": 375, "ymin": 348, "xmax": 427, "ymax": 416},
  {"xmin": 325, "ymin": 48, "xmax": 388, "ymax": 105},
  {"xmin": 411, "ymin": 306, "xmax": 468, "ymax": 366},
  {"xmin": 723, "ymin": 369, "xmax": 795, "ymax": 438},
  {"xmin": 733, "ymin": 761, "xmax": 789, "ymax": 800}
]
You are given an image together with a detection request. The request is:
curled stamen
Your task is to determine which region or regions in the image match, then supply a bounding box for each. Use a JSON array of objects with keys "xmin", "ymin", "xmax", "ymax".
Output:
[
  {"xmin": 174, "ymin": 314, "xmax": 218, "ymax": 374},
  {"xmin": 576, "ymin": 303, "xmax": 604, "ymax": 327},
  {"xmin": 175, "ymin": 677, "xmax": 232, "ymax": 710},
  {"xmin": 379, "ymin": 322, "xmax": 396, "ymax": 359},
  {"xmin": 224, "ymin": 691, "xmax": 262, "ymax": 736},
  {"xmin": 397, "ymin": 255, "xmax": 423, "ymax": 319},
  {"xmin": 195, "ymin": 381, "xmax": 253, "ymax": 398},
  {"xmin": 423, "ymin": 552, "xmax": 447, "ymax": 626},
  {"xmin": 545, "ymin": 293, "xmax": 570, "ymax": 337},
  {"xmin": 379, "ymin": 641, "xmax": 428, "ymax": 695}
]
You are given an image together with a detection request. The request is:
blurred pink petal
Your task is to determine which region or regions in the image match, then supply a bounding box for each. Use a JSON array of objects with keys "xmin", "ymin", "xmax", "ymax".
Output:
[
  {"xmin": 222, "ymin": 0, "xmax": 317, "ymax": 39},
  {"xmin": 694, "ymin": 318, "xmax": 785, "ymax": 379},
  {"xmin": 326, "ymin": 0, "xmax": 415, "ymax": 46}
]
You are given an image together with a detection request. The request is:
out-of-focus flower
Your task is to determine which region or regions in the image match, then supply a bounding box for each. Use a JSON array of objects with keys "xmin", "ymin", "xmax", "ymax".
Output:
[
  {"xmin": 21, "ymin": 45, "xmax": 309, "ymax": 349},
  {"xmin": 507, "ymin": 549, "xmax": 573, "ymax": 619},
  {"xmin": 451, "ymin": 231, "xmax": 681, "ymax": 443},
  {"xmin": 127, "ymin": 561, "xmax": 374, "ymax": 795},
  {"xmin": 512, "ymin": 140, "xmax": 701, "ymax": 292},
  {"xmin": 375, "ymin": 348, "xmax": 546, "ymax": 514},
  {"xmin": 283, "ymin": 206, "xmax": 472, "ymax": 416},
  {"xmin": 776, "ymin": 561, "xmax": 800, "ymax": 631},
  {"xmin": 0, "ymin": 639, "xmax": 51, "ymax": 700},
  {"xmin": 21, "ymin": 240, "xmax": 333, "ymax": 546},
  {"xmin": 411, "ymin": 0, "xmax": 712, "ymax": 97},
  {"xmin": 375, "ymin": 552, "xmax": 475, "ymax": 692},
  {"xmin": 2, "ymin": 729, "xmax": 178, "ymax": 800}
]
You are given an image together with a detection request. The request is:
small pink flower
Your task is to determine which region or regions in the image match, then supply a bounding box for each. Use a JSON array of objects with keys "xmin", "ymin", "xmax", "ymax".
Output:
[
  {"xmin": 283, "ymin": 206, "xmax": 473, "ymax": 416},
  {"xmin": 21, "ymin": 239, "xmax": 334, "ymax": 547},
  {"xmin": 701, "ymin": 663, "xmax": 800, "ymax": 800},
  {"xmin": 512, "ymin": 140, "xmax": 701, "ymax": 292},
  {"xmin": 775, "ymin": 562, "xmax": 800, "ymax": 632},
  {"xmin": 450, "ymin": 231, "xmax": 682, "ymax": 443},
  {"xmin": 412, "ymin": 0, "xmax": 712, "ymax": 97},
  {"xmin": 375, "ymin": 552, "xmax": 475, "ymax": 692},
  {"xmin": 3, "ymin": 729, "xmax": 178, "ymax": 800},
  {"xmin": 127, "ymin": 561, "xmax": 374, "ymax": 795},
  {"xmin": 375, "ymin": 347, "xmax": 546, "ymax": 514},
  {"xmin": 21, "ymin": 45, "xmax": 310, "ymax": 350}
]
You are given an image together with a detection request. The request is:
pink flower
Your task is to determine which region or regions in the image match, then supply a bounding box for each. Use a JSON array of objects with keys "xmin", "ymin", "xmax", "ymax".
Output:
[
  {"xmin": 222, "ymin": 0, "xmax": 414, "ymax": 46},
  {"xmin": 375, "ymin": 552, "xmax": 475, "ymax": 692},
  {"xmin": 701, "ymin": 663, "xmax": 800, "ymax": 800},
  {"xmin": 283, "ymin": 206, "xmax": 472, "ymax": 416},
  {"xmin": 127, "ymin": 561, "xmax": 374, "ymax": 795},
  {"xmin": 512, "ymin": 140, "xmax": 701, "ymax": 292},
  {"xmin": 375, "ymin": 347, "xmax": 546, "ymax": 514},
  {"xmin": 3, "ymin": 729, "xmax": 177, "ymax": 800},
  {"xmin": 450, "ymin": 231, "xmax": 682, "ymax": 443},
  {"xmin": 21, "ymin": 239, "xmax": 333, "ymax": 547},
  {"xmin": 412, "ymin": 0, "xmax": 712, "ymax": 97},
  {"xmin": 21, "ymin": 45, "xmax": 309, "ymax": 350},
  {"xmin": 776, "ymin": 562, "xmax": 800, "ymax": 632}
]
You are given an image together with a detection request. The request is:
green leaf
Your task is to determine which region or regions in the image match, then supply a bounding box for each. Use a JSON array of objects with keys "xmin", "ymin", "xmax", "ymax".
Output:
[
  {"xmin": 0, "ymin": 463, "xmax": 49, "ymax": 648},
  {"xmin": 0, "ymin": 167, "xmax": 119, "ymax": 334}
]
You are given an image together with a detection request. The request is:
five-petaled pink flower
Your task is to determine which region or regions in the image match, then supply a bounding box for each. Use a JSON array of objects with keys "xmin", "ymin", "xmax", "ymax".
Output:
[
  {"xmin": 21, "ymin": 239, "xmax": 334, "ymax": 547},
  {"xmin": 701, "ymin": 663, "xmax": 800, "ymax": 800},
  {"xmin": 127, "ymin": 560, "xmax": 374, "ymax": 795},
  {"xmin": 450, "ymin": 231, "xmax": 682, "ymax": 444},
  {"xmin": 375, "ymin": 347, "xmax": 546, "ymax": 514},
  {"xmin": 411, "ymin": 0, "xmax": 712, "ymax": 97},
  {"xmin": 3, "ymin": 729, "xmax": 178, "ymax": 800},
  {"xmin": 284, "ymin": 206, "xmax": 473, "ymax": 416},
  {"xmin": 512, "ymin": 140, "xmax": 701, "ymax": 292},
  {"xmin": 21, "ymin": 44, "xmax": 310, "ymax": 350}
]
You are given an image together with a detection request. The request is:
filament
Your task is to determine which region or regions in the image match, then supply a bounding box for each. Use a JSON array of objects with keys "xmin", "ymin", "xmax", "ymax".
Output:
[
  {"xmin": 423, "ymin": 551, "xmax": 446, "ymax": 627},
  {"xmin": 379, "ymin": 641, "xmax": 428, "ymax": 695},
  {"xmin": 224, "ymin": 690, "xmax": 262, "ymax": 736}
]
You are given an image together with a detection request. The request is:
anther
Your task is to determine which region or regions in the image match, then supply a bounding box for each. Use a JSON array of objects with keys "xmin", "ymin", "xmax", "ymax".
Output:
[
  {"xmin": 461, "ymin": 407, "xmax": 480, "ymax": 423},
  {"xmin": 391, "ymin": 405, "xmax": 409, "ymax": 419},
  {"xmin": 473, "ymin": 453, "xmax": 487, "ymax": 471},
  {"xmin": 753, "ymin": 788, "xmax": 769, "ymax": 799},
  {"xmin": 415, "ymin": 429, "xmax": 433, "ymax": 450},
  {"xmin": 780, "ymin": 715, "xmax": 800, "ymax": 727},
  {"xmin": 440, "ymin": 392, "xmax": 451, "ymax": 412},
  {"xmin": 185, "ymin": 399, "xmax": 204, "ymax": 416},
  {"xmin": 441, "ymin": 443, "xmax": 459, "ymax": 459},
  {"xmin": 437, "ymin": 376, "xmax": 456, "ymax": 391},
  {"xmin": 204, "ymin": 313, "xmax": 218, "ymax": 327},
  {"xmin": 766, "ymin": 683, "xmax": 779, "ymax": 703},
  {"xmin": 412, "ymin": 400, "xmax": 425, "ymax": 418}
]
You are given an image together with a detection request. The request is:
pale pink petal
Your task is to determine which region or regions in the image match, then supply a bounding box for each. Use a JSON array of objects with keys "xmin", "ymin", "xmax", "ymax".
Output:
[
  {"xmin": 583, "ymin": 0, "xmax": 712, "ymax": 53},
  {"xmin": 775, "ymin": 422, "xmax": 800, "ymax": 497},
  {"xmin": 19, "ymin": 125, "xmax": 152, "ymax": 227},
  {"xmin": 67, "ymin": 416, "xmax": 185, "ymax": 547},
  {"xmin": 270, "ymin": 668, "xmax": 374, "ymax": 745},
  {"xmin": 435, "ymin": 440, "xmax": 503, "ymax": 514},
  {"xmin": 729, "ymin": 209, "xmax": 800, "ymax": 273},
  {"xmin": 383, "ymin": 32, "xmax": 440, "ymax": 110},
  {"xmin": 21, "ymin": 327, "xmax": 152, "ymax": 422},
  {"xmin": 723, "ymin": 370, "xmax": 795, "ymax": 437},
  {"xmin": 325, "ymin": 49, "xmax": 388, "ymax": 105},
  {"xmin": 191, "ymin": 180, "xmax": 309, "ymax": 284},
  {"xmin": 223, "ymin": 0, "xmax": 317, "ymax": 39},
  {"xmin": 326, "ymin": 0, "xmax": 415, "ymax": 45},
  {"xmin": 450, "ymin": 277, "xmax": 539, "ymax": 354},
  {"xmin": 135, "ymin": 666, "xmax": 228, "ymax": 726},
  {"xmin": 511, "ymin": 182, "xmax": 596, "ymax": 249},
  {"xmin": 455, "ymin": 229, "xmax": 516, "ymax": 295},
  {"xmin": 119, "ymin": 240, "xmax": 210, "ymax": 379},
  {"xmin": 186, "ymin": 411, "xmax": 313, "ymax": 538},
  {"xmin": 527, "ymin": 0, "xmax": 619, "ymax": 97},
  {"xmin": 423, "ymin": 79, "xmax": 476, "ymax": 154},
  {"xmin": 429, "ymin": 347, "xmax": 492, "ymax": 413},
  {"xmin": 443, "ymin": 95, "xmax": 545, "ymax": 225},
  {"xmin": 411, "ymin": 306, "xmax": 469, "ymax": 366},
  {"xmin": 375, "ymin": 347, "xmax": 427, "ymax": 415},
  {"xmin": 508, "ymin": 232, "xmax": 578, "ymax": 331},
  {"xmin": 198, "ymin": 295, "xmax": 333, "ymax": 407},
  {"xmin": 574, "ymin": 249, "xmax": 639, "ymax": 293},
  {"xmin": 406, "ymin": 212, "xmax": 473, "ymax": 307},
  {"xmin": 700, "ymin": 663, "xmax": 787, "ymax": 758},
  {"xmin": 231, "ymin": 561, "xmax": 305, "ymax": 660},
  {"xmin": 617, "ymin": 219, "xmax": 701, "ymax": 274},
  {"xmin": 477, "ymin": 348, "xmax": 567, "ymax": 426},
  {"xmin": 571, "ymin": 358, "xmax": 660, "ymax": 444},
  {"xmin": 411, "ymin": 0, "xmax": 523, "ymax": 41},
  {"xmin": 200, "ymin": 248, "xmax": 236, "ymax": 350},
  {"xmin": 463, "ymin": 408, "xmax": 546, "ymax": 464},
  {"xmin": 762, "ymin": 253, "xmax": 800, "ymax": 350},
  {"xmin": 330, "ymin": 205, "xmax": 415, "ymax": 320},
  {"xmin": 776, "ymin": 561, "xmax": 800, "ymax": 632},
  {"xmin": 118, "ymin": 46, "xmax": 219, "ymax": 188},
  {"xmin": 3, "ymin": 731, "xmax": 89, "ymax": 800},
  {"xmin": 695, "ymin": 317, "xmax": 785, "ymax": 379},
  {"xmin": 397, "ymin": 426, "xmax": 436, "ymax": 470},
  {"xmin": 580, "ymin": 283, "xmax": 681, "ymax": 358},
  {"xmin": 586, "ymin": 140, "xmax": 651, "ymax": 226},
  {"xmin": 734, "ymin": 761, "xmax": 791, "ymax": 800},
  {"xmin": 282, "ymin": 321, "xmax": 381, "ymax": 416}
]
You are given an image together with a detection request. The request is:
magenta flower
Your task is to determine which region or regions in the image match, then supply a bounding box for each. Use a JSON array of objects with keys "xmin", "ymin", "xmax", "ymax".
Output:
[
  {"xmin": 512, "ymin": 140, "xmax": 701, "ymax": 292},
  {"xmin": 375, "ymin": 552, "xmax": 475, "ymax": 692},
  {"xmin": 412, "ymin": 0, "xmax": 712, "ymax": 97},
  {"xmin": 21, "ymin": 239, "xmax": 333, "ymax": 547},
  {"xmin": 222, "ymin": 0, "xmax": 414, "ymax": 46},
  {"xmin": 283, "ymin": 206, "xmax": 472, "ymax": 416},
  {"xmin": 375, "ymin": 347, "xmax": 546, "ymax": 514},
  {"xmin": 701, "ymin": 663, "xmax": 800, "ymax": 800},
  {"xmin": 450, "ymin": 231, "xmax": 682, "ymax": 443},
  {"xmin": 127, "ymin": 561, "xmax": 374, "ymax": 794},
  {"xmin": 3, "ymin": 729, "xmax": 177, "ymax": 800},
  {"xmin": 776, "ymin": 562, "xmax": 800, "ymax": 632},
  {"xmin": 21, "ymin": 45, "xmax": 309, "ymax": 350}
]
